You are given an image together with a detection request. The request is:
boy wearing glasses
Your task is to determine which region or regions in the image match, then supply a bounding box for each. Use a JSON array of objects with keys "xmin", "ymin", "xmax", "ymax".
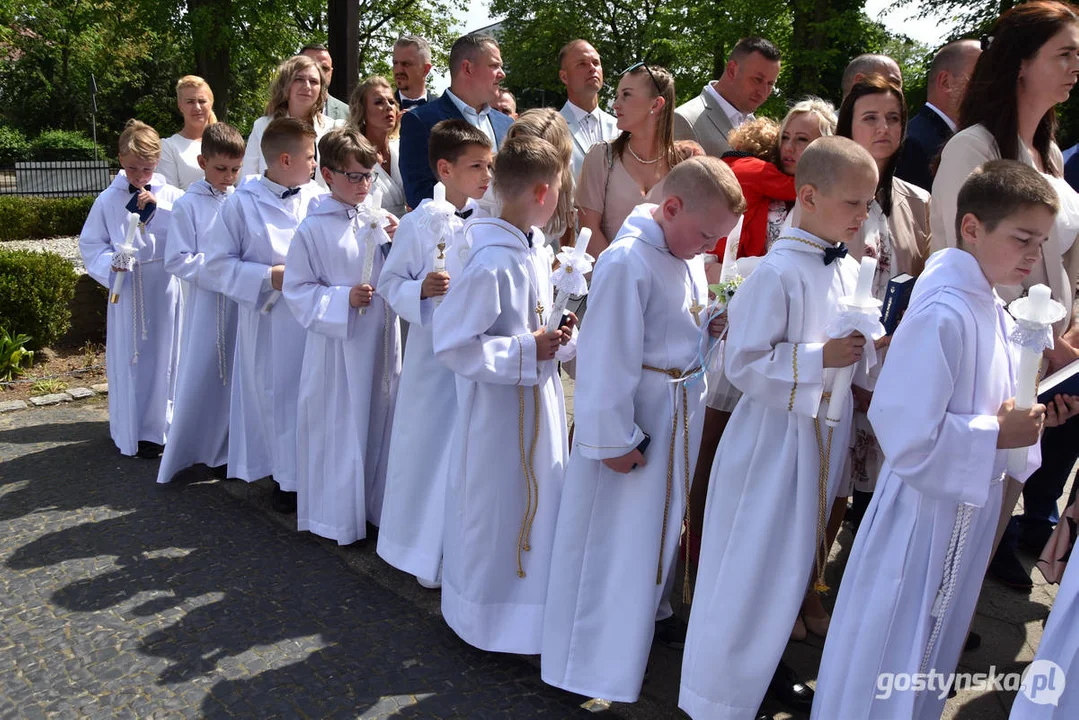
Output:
[
  {"xmin": 203, "ymin": 117, "xmax": 323, "ymax": 514},
  {"xmin": 378, "ymin": 120, "xmax": 493, "ymax": 587},
  {"xmin": 283, "ymin": 127, "xmax": 401, "ymax": 545}
]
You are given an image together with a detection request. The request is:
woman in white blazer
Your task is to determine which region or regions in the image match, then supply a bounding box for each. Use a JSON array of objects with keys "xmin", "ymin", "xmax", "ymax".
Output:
[
  {"xmin": 930, "ymin": 0, "xmax": 1079, "ymax": 591},
  {"xmin": 242, "ymin": 55, "xmax": 339, "ymax": 188},
  {"xmin": 347, "ymin": 76, "xmax": 407, "ymax": 218}
]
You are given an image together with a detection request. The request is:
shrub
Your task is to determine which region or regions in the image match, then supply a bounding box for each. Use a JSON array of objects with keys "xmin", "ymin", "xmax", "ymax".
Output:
[
  {"xmin": 0, "ymin": 126, "xmax": 30, "ymax": 164},
  {"xmin": 29, "ymin": 129, "xmax": 99, "ymax": 161},
  {"xmin": 0, "ymin": 249, "xmax": 78, "ymax": 350},
  {"xmin": 0, "ymin": 327, "xmax": 34, "ymax": 381},
  {"xmin": 0, "ymin": 196, "xmax": 95, "ymax": 240}
]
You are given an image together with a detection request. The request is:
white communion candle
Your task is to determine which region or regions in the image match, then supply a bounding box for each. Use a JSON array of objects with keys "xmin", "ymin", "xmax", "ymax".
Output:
[
  {"xmin": 433, "ymin": 182, "xmax": 447, "ymax": 203},
  {"xmin": 1008, "ymin": 284, "xmax": 1052, "ymax": 475},
  {"xmin": 110, "ymin": 213, "xmax": 141, "ymax": 304},
  {"xmin": 545, "ymin": 228, "xmax": 593, "ymax": 332},
  {"xmin": 825, "ymin": 255, "xmax": 877, "ymax": 427}
]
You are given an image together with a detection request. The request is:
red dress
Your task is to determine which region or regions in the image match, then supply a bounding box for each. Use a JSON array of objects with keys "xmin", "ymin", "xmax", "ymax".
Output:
[{"xmin": 713, "ymin": 155, "xmax": 796, "ymax": 259}]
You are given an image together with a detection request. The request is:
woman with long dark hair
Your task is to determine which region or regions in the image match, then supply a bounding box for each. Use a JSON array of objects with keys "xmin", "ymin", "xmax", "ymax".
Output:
[{"xmin": 931, "ymin": 0, "xmax": 1079, "ymax": 592}]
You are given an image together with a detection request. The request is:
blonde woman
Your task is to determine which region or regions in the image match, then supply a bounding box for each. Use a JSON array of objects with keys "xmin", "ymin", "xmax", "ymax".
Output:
[
  {"xmin": 349, "ymin": 76, "xmax": 406, "ymax": 217},
  {"xmin": 160, "ymin": 76, "xmax": 217, "ymax": 189},
  {"xmin": 577, "ymin": 62, "xmax": 678, "ymax": 259},
  {"xmin": 506, "ymin": 108, "xmax": 576, "ymax": 246},
  {"xmin": 241, "ymin": 55, "xmax": 340, "ymax": 185}
]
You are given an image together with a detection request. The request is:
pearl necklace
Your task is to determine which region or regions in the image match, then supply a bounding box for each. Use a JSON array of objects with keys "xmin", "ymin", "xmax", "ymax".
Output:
[{"xmin": 626, "ymin": 143, "xmax": 660, "ymax": 165}]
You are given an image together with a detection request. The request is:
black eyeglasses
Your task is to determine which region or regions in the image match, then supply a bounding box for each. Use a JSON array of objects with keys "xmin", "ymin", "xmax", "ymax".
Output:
[
  {"xmin": 621, "ymin": 61, "xmax": 660, "ymax": 92},
  {"xmin": 329, "ymin": 168, "xmax": 374, "ymax": 185}
]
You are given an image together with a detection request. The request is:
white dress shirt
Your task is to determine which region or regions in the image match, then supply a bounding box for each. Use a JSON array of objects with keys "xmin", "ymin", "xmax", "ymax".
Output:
[
  {"xmin": 445, "ymin": 89, "xmax": 495, "ymax": 144},
  {"xmin": 564, "ymin": 101, "xmax": 603, "ymax": 146},
  {"xmin": 705, "ymin": 82, "xmax": 752, "ymax": 129},
  {"xmin": 924, "ymin": 102, "xmax": 958, "ymax": 134}
]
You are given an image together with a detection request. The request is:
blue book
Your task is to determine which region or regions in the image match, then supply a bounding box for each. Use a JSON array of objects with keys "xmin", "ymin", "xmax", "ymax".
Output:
[
  {"xmin": 880, "ymin": 273, "xmax": 915, "ymax": 335},
  {"xmin": 1038, "ymin": 359, "xmax": 1079, "ymax": 404}
]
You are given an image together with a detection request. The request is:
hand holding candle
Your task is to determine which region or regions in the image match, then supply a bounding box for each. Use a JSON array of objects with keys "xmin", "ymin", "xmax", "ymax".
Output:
[
  {"xmin": 825, "ymin": 255, "xmax": 883, "ymax": 428},
  {"xmin": 357, "ymin": 195, "xmax": 391, "ymax": 316},
  {"xmin": 1006, "ymin": 284, "xmax": 1067, "ymax": 475},
  {"xmin": 110, "ymin": 213, "xmax": 141, "ymax": 304},
  {"xmin": 547, "ymin": 228, "xmax": 593, "ymax": 332}
]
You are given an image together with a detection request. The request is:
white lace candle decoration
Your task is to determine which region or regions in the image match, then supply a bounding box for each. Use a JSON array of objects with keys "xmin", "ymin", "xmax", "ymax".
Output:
[
  {"xmin": 110, "ymin": 213, "xmax": 141, "ymax": 304},
  {"xmin": 1007, "ymin": 284, "xmax": 1066, "ymax": 476},
  {"xmin": 718, "ymin": 217, "xmax": 743, "ymax": 283},
  {"xmin": 424, "ymin": 182, "xmax": 459, "ymax": 307},
  {"xmin": 357, "ymin": 191, "xmax": 391, "ymax": 316},
  {"xmin": 824, "ymin": 255, "xmax": 885, "ymax": 428},
  {"xmin": 546, "ymin": 228, "xmax": 593, "ymax": 332}
]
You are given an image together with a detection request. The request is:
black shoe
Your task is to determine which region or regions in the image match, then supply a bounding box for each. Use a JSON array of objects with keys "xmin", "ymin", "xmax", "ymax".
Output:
[
  {"xmin": 768, "ymin": 660, "xmax": 814, "ymax": 712},
  {"xmin": 271, "ymin": 486, "xmax": 297, "ymax": 513},
  {"xmin": 655, "ymin": 616, "xmax": 687, "ymax": 650},
  {"xmin": 1017, "ymin": 523, "xmax": 1055, "ymax": 555},
  {"xmin": 136, "ymin": 441, "xmax": 164, "ymax": 459},
  {"xmin": 963, "ymin": 631, "xmax": 981, "ymax": 652},
  {"xmin": 209, "ymin": 463, "xmax": 229, "ymax": 480},
  {"xmin": 988, "ymin": 546, "xmax": 1033, "ymax": 591}
]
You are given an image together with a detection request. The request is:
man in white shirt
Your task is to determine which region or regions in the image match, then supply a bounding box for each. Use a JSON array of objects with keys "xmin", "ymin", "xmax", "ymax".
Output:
[
  {"xmin": 895, "ymin": 40, "xmax": 982, "ymax": 191},
  {"xmin": 674, "ymin": 37, "xmax": 781, "ymax": 158},
  {"xmin": 557, "ymin": 39, "xmax": 619, "ymax": 180},
  {"xmin": 393, "ymin": 36, "xmax": 437, "ymax": 110},
  {"xmin": 399, "ymin": 33, "xmax": 513, "ymax": 207},
  {"xmin": 300, "ymin": 44, "xmax": 350, "ymax": 122}
]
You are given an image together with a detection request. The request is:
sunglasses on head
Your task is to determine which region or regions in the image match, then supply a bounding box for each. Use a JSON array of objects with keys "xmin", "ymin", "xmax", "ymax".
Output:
[{"xmin": 621, "ymin": 61, "xmax": 660, "ymax": 92}]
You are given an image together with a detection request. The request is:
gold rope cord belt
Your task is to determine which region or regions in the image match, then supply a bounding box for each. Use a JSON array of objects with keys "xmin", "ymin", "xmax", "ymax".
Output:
[
  {"xmin": 516, "ymin": 384, "xmax": 541, "ymax": 578},
  {"xmin": 812, "ymin": 391, "xmax": 834, "ymax": 594},
  {"xmin": 642, "ymin": 364, "xmax": 700, "ymax": 605}
]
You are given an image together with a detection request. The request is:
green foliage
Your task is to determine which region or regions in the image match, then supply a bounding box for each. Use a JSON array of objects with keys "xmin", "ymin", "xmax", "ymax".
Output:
[
  {"xmin": 28, "ymin": 130, "xmax": 98, "ymax": 161},
  {"xmin": 0, "ymin": 196, "xmax": 95, "ymax": 240},
  {"xmin": 30, "ymin": 378, "xmax": 67, "ymax": 395},
  {"xmin": 0, "ymin": 249, "xmax": 79, "ymax": 351},
  {"xmin": 0, "ymin": 327, "xmax": 34, "ymax": 382},
  {"xmin": 0, "ymin": 126, "xmax": 30, "ymax": 164}
]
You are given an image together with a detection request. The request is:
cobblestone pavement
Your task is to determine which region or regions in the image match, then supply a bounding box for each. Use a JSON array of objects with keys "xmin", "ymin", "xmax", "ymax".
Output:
[{"xmin": 0, "ymin": 401, "xmax": 1069, "ymax": 719}]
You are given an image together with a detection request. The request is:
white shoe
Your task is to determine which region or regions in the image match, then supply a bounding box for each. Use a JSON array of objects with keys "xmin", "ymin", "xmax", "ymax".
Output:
[{"xmin": 417, "ymin": 575, "xmax": 441, "ymax": 589}]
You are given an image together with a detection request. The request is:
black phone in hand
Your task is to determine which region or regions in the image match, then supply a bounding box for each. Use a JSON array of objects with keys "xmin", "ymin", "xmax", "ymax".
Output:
[{"xmin": 631, "ymin": 432, "xmax": 651, "ymax": 469}]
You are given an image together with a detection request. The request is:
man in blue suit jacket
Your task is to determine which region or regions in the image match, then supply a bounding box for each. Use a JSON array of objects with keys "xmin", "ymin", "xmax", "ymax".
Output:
[
  {"xmin": 895, "ymin": 40, "xmax": 981, "ymax": 191},
  {"xmin": 400, "ymin": 33, "xmax": 513, "ymax": 209}
]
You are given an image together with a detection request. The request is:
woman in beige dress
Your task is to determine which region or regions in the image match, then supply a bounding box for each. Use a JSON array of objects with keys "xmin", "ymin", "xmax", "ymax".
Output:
[{"xmin": 577, "ymin": 63, "xmax": 677, "ymax": 259}]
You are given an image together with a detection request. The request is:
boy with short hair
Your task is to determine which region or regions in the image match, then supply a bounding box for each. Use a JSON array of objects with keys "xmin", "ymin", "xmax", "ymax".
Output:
[
  {"xmin": 157, "ymin": 122, "xmax": 246, "ymax": 484},
  {"xmin": 679, "ymin": 136, "xmax": 880, "ymax": 719},
  {"xmin": 282, "ymin": 127, "xmax": 401, "ymax": 544},
  {"xmin": 377, "ymin": 119, "xmax": 493, "ymax": 586},
  {"xmin": 541, "ymin": 157, "xmax": 745, "ymax": 703},
  {"xmin": 811, "ymin": 160, "xmax": 1078, "ymax": 719},
  {"xmin": 432, "ymin": 134, "xmax": 576, "ymax": 654},
  {"xmin": 79, "ymin": 119, "xmax": 184, "ymax": 459},
  {"xmin": 202, "ymin": 117, "xmax": 322, "ymax": 513}
]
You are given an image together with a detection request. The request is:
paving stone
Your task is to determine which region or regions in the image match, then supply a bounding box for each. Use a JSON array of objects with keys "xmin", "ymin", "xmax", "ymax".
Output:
[
  {"xmin": 0, "ymin": 400, "xmax": 28, "ymax": 413},
  {"xmin": 28, "ymin": 393, "xmax": 71, "ymax": 407},
  {"xmin": 67, "ymin": 387, "xmax": 95, "ymax": 400},
  {"xmin": 90, "ymin": 383, "xmax": 109, "ymax": 394}
]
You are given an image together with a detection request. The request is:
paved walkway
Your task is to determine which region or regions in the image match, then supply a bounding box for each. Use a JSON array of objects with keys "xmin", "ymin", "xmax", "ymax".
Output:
[{"xmin": 0, "ymin": 400, "xmax": 1068, "ymax": 719}]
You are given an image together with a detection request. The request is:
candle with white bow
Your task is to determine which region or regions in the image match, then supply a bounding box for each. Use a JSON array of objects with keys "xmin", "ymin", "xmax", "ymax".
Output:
[
  {"xmin": 546, "ymin": 228, "xmax": 594, "ymax": 332},
  {"xmin": 110, "ymin": 213, "xmax": 141, "ymax": 304},
  {"xmin": 359, "ymin": 188, "xmax": 387, "ymax": 316},
  {"xmin": 1007, "ymin": 284, "xmax": 1067, "ymax": 475},
  {"xmin": 825, "ymin": 255, "xmax": 882, "ymax": 428},
  {"xmin": 718, "ymin": 218, "xmax": 743, "ymax": 283}
]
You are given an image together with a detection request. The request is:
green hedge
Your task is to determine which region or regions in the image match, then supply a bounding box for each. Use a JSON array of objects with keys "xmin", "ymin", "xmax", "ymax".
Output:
[
  {"xmin": 28, "ymin": 130, "xmax": 99, "ymax": 161},
  {"xmin": 0, "ymin": 249, "xmax": 78, "ymax": 351},
  {"xmin": 0, "ymin": 196, "xmax": 95, "ymax": 240},
  {"xmin": 0, "ymin": 127, "xmax": 30, "ymax": 165}
]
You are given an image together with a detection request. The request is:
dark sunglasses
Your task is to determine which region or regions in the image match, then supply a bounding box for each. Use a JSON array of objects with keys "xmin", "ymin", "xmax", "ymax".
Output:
[{"xmin": 621, "ymin": 61, "xmax": 660, "ymax": 92}]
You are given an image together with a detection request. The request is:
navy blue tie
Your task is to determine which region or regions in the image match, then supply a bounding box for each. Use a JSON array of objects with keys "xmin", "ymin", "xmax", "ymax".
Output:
[
  {"xmin": 455, "ymin": 208, "xmax": 473, "ymax": 220},
  {"xmin": 823, "ymin": 244, "xmax": 848, "ymax": 265},
  {"xmin": 399, "ymin": 97, "xmax": 425, "ymax": 110},
  {"xmin": 280, "ymin": 187, "xmax": 301, "ymax": 199}
]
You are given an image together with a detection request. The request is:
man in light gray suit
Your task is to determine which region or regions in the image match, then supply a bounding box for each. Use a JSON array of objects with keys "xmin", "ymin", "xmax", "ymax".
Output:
[
  {"xmin": 674, "ymin": 37, "xmax": 781, "ymax": 157},
  {"xmin": 558, "ymin": 39, "xmax": 619, "ymax": 180}
]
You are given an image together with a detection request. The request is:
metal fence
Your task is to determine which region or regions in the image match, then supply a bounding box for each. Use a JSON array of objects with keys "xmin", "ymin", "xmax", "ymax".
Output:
[{"xmin": 0, "ymin": 157, "xmax": 120, "ymax": 198}]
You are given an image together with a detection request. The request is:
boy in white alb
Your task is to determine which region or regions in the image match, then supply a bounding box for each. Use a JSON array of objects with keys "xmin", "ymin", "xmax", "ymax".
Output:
[
  {"xmin": 202, "ymin": 117, "xmax": 322, "ymax": 513},
  {"xmin": 283, "ymin": 127, "xmax": 401, "ymax": 544},
  {"xmin": 378, "ymin": 120, "xmax": 493, "ymax": 585},
  {"xmin": 541, "ymin": 157, "xmax": 744, "ymax": 703},
  {"xmin": 433, "ymin": 135, "xmax": 577, "ymax": 654},
  {"xmin": 679, "ymin": 137, "xmax": 880, "ymax": 720},
  {"xmin": 157, "ymin": 123, "xmax": 245, "ymax": 483},
  {"xmin": 79, "ymin": 119, "xmax": 184, "ymax": 459},
  {"xmin": 813, "ymin": 161, "xmax": 1078, "ymax": 720}
]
